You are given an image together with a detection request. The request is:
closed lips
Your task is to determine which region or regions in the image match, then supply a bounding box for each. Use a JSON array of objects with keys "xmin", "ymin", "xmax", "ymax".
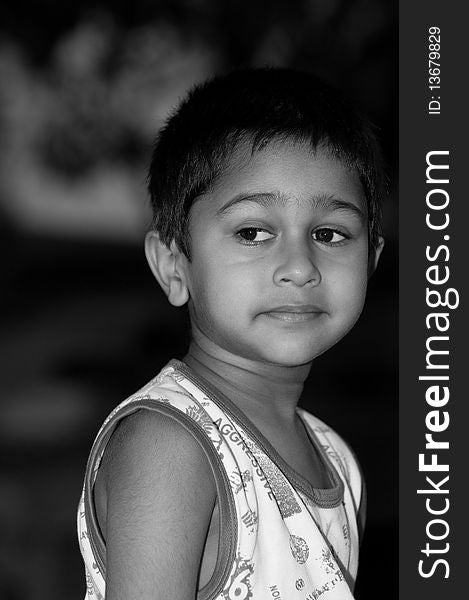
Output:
[
  {"xmin": 261, "ymin": 305, "xmax": 325, "ymax": 321},
  {"xmin": 264, "ymin": 305, "xmax": 323, "ymax": 313}
]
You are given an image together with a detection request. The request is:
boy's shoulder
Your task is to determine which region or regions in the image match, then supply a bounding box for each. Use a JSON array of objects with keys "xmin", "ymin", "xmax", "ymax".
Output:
[
  {"xmin": 95, "ymin": 361, "xmax": 195, "ymax": 433},
  {"xmin": 95, "ymin": 362, "xmax": 215, "ymax": 477},
  {"xmin": 87, "ymin": 360, "xmax": 215, "ymax": 508}
]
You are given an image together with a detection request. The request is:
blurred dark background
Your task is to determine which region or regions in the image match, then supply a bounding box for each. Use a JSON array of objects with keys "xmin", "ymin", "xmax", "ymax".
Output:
[{"xmin": 0, "ymin": 1, "xmax": 397, "ymax": 598}]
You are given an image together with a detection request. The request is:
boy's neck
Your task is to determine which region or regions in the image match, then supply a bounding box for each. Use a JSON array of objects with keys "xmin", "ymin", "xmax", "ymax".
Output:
[{"xmin": 183, "ymin": 331, "xmax": 312, "ymax": 428}]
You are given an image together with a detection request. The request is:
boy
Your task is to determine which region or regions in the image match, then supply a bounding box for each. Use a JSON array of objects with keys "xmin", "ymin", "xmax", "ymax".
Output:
[{"xmin": 78, "ymin": 68, "xmax": 384, "ymax": 600}]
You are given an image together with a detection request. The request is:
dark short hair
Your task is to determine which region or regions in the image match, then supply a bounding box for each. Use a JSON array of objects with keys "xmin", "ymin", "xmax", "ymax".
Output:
[{"xmin": 147, "ymin": 67, "xmax": 384, "ymax": 256}]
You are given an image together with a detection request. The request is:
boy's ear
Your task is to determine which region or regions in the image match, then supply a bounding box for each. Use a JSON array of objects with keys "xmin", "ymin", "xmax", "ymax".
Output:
[
  {"xmin": 368, "ymin": 235, "xmax": 385, "ymax": 277},
  {"xmin": 145, "ymin": 231, "xmax": 189, "ymax": 306}
]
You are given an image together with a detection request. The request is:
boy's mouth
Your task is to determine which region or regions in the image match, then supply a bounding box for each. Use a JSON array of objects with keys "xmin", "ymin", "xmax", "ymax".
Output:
[{"xmin": 261, "ymin": 305, "xmax": 325, "ymax": 322}]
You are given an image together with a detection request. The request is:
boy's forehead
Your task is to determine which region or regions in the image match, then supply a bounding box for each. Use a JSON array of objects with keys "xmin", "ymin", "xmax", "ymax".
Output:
[{"xmin": 199, "ymin": 139, "xmax": 366, "ymax": 214}]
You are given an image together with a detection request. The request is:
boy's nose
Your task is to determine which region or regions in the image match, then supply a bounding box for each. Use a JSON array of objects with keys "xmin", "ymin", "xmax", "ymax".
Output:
[{"xmin": 273, "ymin": 245, "xmax": 321, "ymax": 287}]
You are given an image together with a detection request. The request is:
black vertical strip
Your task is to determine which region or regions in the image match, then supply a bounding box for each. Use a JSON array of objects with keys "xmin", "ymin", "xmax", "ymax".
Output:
[{"xmin": 400, "ymin": 3, "xmax": 466, "ymax": 597}]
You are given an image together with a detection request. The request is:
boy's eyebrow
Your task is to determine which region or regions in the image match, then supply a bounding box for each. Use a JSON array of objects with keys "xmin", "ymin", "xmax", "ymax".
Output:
[{"xmin": 216, "ymin": 191, "xmax": 366, "ymax": 220}]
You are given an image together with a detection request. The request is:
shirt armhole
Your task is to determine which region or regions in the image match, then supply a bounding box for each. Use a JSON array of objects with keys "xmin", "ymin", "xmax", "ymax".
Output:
[
  {"xmin": 83, "ymin": 399, "xmax": 237, "ymax": 600},
  {"xmin": 298, "ymin": 409, "xmax": 367, "ymax": 544}
]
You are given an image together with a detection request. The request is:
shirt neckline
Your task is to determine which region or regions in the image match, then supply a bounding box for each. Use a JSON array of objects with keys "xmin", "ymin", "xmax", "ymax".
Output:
[{"xmin": 169, "ymin": 359, "xmax": 344, "ymax": 508}]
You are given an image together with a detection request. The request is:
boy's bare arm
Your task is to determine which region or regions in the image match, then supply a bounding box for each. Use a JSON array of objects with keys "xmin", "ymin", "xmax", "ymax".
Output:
[{"xmin": 96, "ymin": 410, "xmax": 217, "ymax": 600}]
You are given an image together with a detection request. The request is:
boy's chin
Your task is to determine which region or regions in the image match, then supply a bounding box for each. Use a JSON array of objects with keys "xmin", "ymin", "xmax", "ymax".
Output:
[{"xmin": 252, "ymin": 342, "xmax": 323, "ymax": 368}]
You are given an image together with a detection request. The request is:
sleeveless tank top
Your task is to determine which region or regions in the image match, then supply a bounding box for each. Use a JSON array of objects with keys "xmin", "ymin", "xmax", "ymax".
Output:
[{"xmin": 78, "ymin": 360, "xmax": 363, "ymax": 600}]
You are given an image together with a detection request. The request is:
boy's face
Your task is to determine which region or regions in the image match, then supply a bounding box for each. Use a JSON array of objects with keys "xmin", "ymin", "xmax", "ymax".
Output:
[{"xmin": 181, "ymin": 141, "xmax": 374, "ymax": 367}]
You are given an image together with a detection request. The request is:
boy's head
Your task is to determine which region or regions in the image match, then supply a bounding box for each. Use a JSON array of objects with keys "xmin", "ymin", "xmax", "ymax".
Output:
[
  {"xmin": 147, "ymin": 67, "xmax": 384, "ymax": 258},
  {"xmin": 146, "ymin": 68, "xmax": 385, "ymax": 366}
]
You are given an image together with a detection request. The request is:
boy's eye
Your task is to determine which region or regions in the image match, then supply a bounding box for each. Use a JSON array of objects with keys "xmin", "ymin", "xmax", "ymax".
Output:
[
  {"xmin": 312, "ymin": 228, "xmax": 348, "ymax": 245},
  {"xmin": 236, "ymin": 228, "xmax": 275, "ymax": 244}
]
